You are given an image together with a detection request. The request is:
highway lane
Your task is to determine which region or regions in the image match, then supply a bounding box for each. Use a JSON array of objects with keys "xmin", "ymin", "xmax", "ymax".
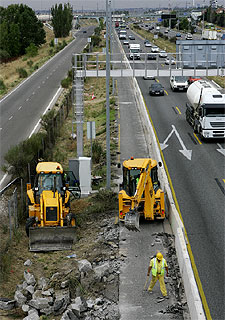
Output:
[
  {"xmin": 118, "ymin": 30, "xmax": 225, "ymax": 319},
  {"xmin": 139, "ymin": 77, "xmax": 225, "ymax": 320},
  {"xmin": 0, "ymin": 26, "xmax": 95, "ymax": 186}
]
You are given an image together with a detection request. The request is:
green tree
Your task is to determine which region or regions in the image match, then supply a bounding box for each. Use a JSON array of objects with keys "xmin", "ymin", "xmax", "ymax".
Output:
[
  {"xmin": 0, "ymin": 4, "xmax": 45, "ymax": 58},
  {"xmin": 51, "ymin": 3, "xmax": 73, "ymax": 38},
  {"xmin": 179, "ymin": 18, "xmax": 189, "ymax": 31}
]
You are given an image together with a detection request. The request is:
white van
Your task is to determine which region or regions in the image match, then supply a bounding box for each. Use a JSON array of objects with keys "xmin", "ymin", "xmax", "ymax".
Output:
[{"xmin": 129, "ymin": 44, "xmax": 141, "ymax": 60}]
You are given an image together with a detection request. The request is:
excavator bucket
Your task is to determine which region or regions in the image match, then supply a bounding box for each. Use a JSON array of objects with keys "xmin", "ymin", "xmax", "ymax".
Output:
[
  {"xmin": 29, "ymin": 227, "xmax": 76, "ymax": 252},
  {"xmin": 124, "ymin": 209, "xmax": 140, "ymax": 232}
]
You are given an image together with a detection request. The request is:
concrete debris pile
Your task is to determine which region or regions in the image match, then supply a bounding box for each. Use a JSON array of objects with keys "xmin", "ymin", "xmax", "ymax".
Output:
[{"xmin": 0, "ymin": 216, "xmax": 120, "ymax": 320}]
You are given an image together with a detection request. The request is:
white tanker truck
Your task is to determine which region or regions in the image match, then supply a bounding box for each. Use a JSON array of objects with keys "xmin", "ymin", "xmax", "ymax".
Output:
[{"xmin": 185, "ymin": 80, "xmax": 225, "ymax": 139}]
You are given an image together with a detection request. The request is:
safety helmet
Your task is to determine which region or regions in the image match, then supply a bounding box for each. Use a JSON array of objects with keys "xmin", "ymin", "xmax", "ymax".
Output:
[{"xmin": 156, "ymin": 252, "xmax": 163, "ymax": 260}]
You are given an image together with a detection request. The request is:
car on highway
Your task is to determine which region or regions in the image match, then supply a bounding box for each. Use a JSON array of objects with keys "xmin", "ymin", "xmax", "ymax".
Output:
[
  {"xmin": 159, "ymin": 50, "xmax": 167, "ymax": 58},
  {"xmin": 143, "ymin": 75, "xmax": 155, "ymax": 80},
  {"xmin": 151, "ymin": 46, "xmax": 159, "ymax": 53},
  {"xmin": 123, "ymin": 40, "xmax": 129, "ymax": 45},
  {"xmin": 128, "ymin": 35, "xmax": 135, "ymax": 40},
  {"xmin": 145, "ymin": 41, "xmax": 152, "ymax": 47},
  {"xmin": 147, "ymin": 53, "xmax": 157, "ymax": 60},
  {"xmin": 188, "ymin": 76, "xmax": 202, "ymax": 84},
  {"xmin": 164, "ymin": 28, "xmax": 169, "ymax": 33},
  {"xmin": 156, "ymin": 26, "xmax": 160, "ymax": 31},
  {"xmin": 170, "ymin": 76, "xmax": 189, "ymax": 91},
  {"xmin": 165, "ymin": 56, "xmax": 176, "ymax": 65},
  {"xmin": 186, "ymin": 33, "xmax": 193, "ymax": 40},
  {"xmin": 149, "ymin": 83, "xmax": 164, "ymax": 96},
  {"xmin": 176, "ymin": 33, "xmax": 182, "ymax": 38}
]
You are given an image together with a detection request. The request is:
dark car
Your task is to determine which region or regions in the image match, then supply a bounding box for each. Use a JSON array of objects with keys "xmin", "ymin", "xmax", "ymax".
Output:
[
  {"xmin": 128, "ymin": 35, "xmax": 135, "ymax": 40},
  {"xmin": 149, "ymin": 83, "xmax": 164, "ymax": 96},
  {"xmin": 176, "ymin": 33, "xmax": 181, "ymax": 38},
  {"xmin": 147, "ymin": 53, "xmax": 157, "ymax": 60}
]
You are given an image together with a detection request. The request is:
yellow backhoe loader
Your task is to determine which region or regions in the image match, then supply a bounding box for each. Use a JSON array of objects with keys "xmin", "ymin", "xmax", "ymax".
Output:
[
  {"xmin": 26, "ymin": 162, "xmax": 80, "ymax": 251},
  {"xmin": 118, "ymin": 158, "xmax": 165, "ymax": 231}
]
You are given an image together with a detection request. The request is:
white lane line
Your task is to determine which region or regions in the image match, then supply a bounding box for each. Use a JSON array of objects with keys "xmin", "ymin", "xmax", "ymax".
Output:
[
  {"xmin": 0, "ymin": 128, "xmax": 2, "ymax": 131},
  {"xmin": 42, "ymin": 81, "xmax": 45, "ymax": 84},
  {"xmin": 38, "ymin": 86, "xmax": 40, "ymax": 89},
  {"xmin": 46, "ymin": 76, "xmax": 49, "ymax": 79},
  {"xmin": 32, "ymin": 92, "xmax": 35, "ymax": 95},
  {"xmin": 26, "ymin": 98, "xmax": 29, "ymax": 101},
  {"xmin": 29, "ymin": 87, "xmax": 62, "ymax": 138},
  {"xmin": 0, "ymin": 173, "xmax": 8, "ymax": 188},
  {"xmin": 9, "ymin": 116, "xmax": 13, "ymax": 120},
  {"xmin": 18, "ymin": 106, "xmax": 22, "ymax": 110}
]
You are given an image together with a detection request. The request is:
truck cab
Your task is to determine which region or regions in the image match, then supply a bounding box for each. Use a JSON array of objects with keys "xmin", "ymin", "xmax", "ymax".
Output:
[{"xmin": 186, "ymin": 80, "xmax": 225, "ymax": 139}]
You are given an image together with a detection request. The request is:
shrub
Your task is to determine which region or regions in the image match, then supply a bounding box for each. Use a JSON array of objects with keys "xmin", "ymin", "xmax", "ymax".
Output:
[
  {"xmin": 34, "ymin": 63, "xmax": 39, "ymax": 70},
  {"xmin": 92, "ymin": 141, "xmax": 104, "ymax": 163},
  {"xmin": 0, "ymin": 49, "xmax": 10, "ymax": 63},
  {"xmin": 4, "ymin": 132, "xmax": 46, "ymax": 179},
  {"xmin": 170, "ymin": 36, "xmax": 177, "ymax": 43},
  {"xmin": 91, "ymin": 35, "xmax": 101, "ymax": 47},
  {"xmin": 0, "ymin": 80, "xmax": 6, "ymax": 90},
  {"xmin": 17, "ymin": 68, "xmax": 28, "ymax": 78},
  {"xmin": 61, "ymin": 77, "xmax": 71, "ymax": 88},
  {"xmin": 41, "ymin": 110, "xmax": 56, "ymax": 131},
  {"xmin": 49, "ymin": 39, "xmax": 55, "ymax": 47},
  {"xmin": 25, "ymin": 43, "xmax": 38, "ymax": 57},
  {"xmin": 27, "ymin": 60, "xmax": 33, "ymax": 67}
]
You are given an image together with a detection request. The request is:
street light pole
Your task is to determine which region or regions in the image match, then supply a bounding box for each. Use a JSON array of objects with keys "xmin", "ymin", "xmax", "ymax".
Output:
[{"xmin": 106, "ymin": 0, "xmax": 111, "ymax": 189}]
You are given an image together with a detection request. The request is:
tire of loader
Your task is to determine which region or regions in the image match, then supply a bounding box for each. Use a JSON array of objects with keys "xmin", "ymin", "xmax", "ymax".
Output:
[{"xmin": 25, "ymin": 217, "xmax": 36, "ymax": 237}]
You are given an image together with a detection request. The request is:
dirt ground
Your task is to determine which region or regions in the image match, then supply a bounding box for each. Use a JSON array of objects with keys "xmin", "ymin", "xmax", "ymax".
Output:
[{"xmin": 0, "ymin": 192, "xmax": 119, "ymax": 320}]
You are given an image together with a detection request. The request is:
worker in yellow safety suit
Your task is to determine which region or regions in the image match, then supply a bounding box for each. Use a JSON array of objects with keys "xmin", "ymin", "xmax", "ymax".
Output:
[{"xmin": 147, "ymin": 252, "xmax": 169, "ymax": 297}]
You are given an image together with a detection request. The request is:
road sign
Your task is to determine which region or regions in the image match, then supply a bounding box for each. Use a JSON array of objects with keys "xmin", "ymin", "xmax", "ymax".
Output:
[{"xmin": 87, "ymin": 121, "xmax": 96, "ymax": 139}]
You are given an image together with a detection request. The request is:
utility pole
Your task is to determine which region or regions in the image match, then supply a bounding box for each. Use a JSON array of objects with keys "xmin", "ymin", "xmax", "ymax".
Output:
[
  {"xmin": 106, "ymin": 0, "xmax": 111, "ymax": 189},
  {"xmin": 109, "ymin": 1, "xmax": 115, "ymax": 95}
]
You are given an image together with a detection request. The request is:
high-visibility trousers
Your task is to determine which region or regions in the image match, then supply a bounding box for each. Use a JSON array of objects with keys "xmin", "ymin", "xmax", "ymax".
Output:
[{"xmin": 148, "ymin": 274, "xmax": 167, "ymax": 296}]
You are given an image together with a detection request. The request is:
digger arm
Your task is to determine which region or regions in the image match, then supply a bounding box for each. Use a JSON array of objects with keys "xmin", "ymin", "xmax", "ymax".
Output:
[{"xmin": 131, "ymin": 163, "xmax": 151, "ymax": 209}]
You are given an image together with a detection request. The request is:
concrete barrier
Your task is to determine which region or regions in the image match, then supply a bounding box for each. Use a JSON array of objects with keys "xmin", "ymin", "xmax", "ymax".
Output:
[{"xmin": 116, "ymin": 31, "xmax": 206, "ymax": 320}]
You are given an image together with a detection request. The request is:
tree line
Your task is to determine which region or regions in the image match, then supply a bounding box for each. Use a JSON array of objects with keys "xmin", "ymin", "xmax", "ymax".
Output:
[
  {"xmin": 51, "ymin": 3, "xmax": 73, "ymax": 38},
  {"xmin": 0, "ymin": 4, "xmax": 46, "ymax": 61}
]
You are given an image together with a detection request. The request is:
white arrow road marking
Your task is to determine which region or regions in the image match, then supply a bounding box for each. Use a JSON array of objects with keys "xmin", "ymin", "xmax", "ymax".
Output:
[
  {"xmin": 160, "ymin": 125, "xmax": 192, "ymax": 160},
  {"xmin": 172, "ymin": 125, "xmax": 192, "ymax": 160},
  {"xmin": 217, "ymin": 143, "xmax": 225, "ymax": 157},
  {"xmin": 160, "ymin": 127, "xmax": 175, "ymax": 150}
]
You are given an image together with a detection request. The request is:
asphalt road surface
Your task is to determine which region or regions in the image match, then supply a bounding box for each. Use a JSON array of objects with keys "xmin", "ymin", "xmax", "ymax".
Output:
[
  {"xmin": 0, "ymin": 26, "xmax": 95, "ymax": 188},
  {"xmin": 118, "ymin": 29, "xmax": 225, "ymax": 319}
]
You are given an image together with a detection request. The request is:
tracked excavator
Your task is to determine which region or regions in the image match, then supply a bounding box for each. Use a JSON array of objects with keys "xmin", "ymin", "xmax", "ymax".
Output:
[
  {"xmin": 26, "ymin": 162, "xmax": 80, "ymax": 251},
  {"xmin": 118, "ymin": 158, "xmax": 165, "ymax": 231}
]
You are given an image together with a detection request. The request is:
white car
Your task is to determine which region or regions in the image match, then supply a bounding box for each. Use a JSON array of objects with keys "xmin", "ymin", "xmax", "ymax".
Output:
[
  {"xmin": 170, "ymin": 76, "xmax": 189, "ymax": 91},
  {"xmin": 145, "ymin": 42, "xmax": 152, "ymax": 47},
  {"xmin": 159, "ymin": 50, "xmax": 167, "ymax": 58},
  {"xmin": 151, "ymin": 46, "xmax": 159, "ymax": 53},
  {"xmin": 123, "ymin": 40, "xmax": 129, "ymax": 45},
  {"xmin": 164, "ymin": 29, "xmax": 169, "ymax": 33},
  {"xmin": 186, "ymin": 33, "xmax": 193, "ymax": 40},
  {"xmin": 165, "ymin": 57, "xmax": 176, "ymax": 65}
]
